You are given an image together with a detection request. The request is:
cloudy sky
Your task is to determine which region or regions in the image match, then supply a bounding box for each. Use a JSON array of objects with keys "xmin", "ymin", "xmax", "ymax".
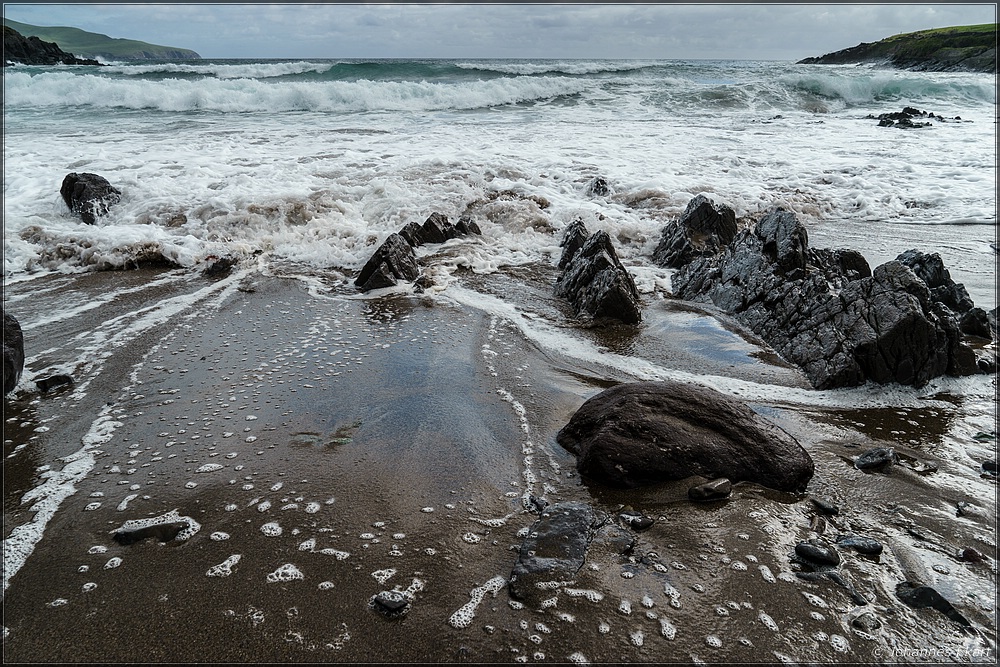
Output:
[{"xmin": 3, "ymin": 3, "xmax": 996, "ymax": 60}]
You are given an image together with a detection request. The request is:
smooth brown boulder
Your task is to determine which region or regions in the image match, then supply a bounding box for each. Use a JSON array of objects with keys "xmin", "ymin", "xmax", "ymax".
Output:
[{"xmin": 556, "ymin": 381, "xmax": 814, "ymax": 492}]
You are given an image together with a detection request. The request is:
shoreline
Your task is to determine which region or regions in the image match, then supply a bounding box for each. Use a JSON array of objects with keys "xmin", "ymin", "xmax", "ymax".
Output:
[{"xmin": 3, "ymin": 266, "xmax": 996, "ymax": 663}]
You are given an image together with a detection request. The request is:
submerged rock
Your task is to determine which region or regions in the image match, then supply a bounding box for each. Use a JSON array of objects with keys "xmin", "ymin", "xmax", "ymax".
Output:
[
  {"xmin": 3, "ymin": 310, "xmax": 24, "ymax": 395},
  {"xmin": 836, "ymin": 534, "xmax": 884, "ymax": 556},
  {"xmin": 509, "ymin": 501, "xmax": 604, "ymax": 606},
  {"xmin": 556, "ymin": 381, "xmax": 814, "ymax": 492},
  {"xmin": 687, "ymin": 477, "xmax": 733, "ymax": 502},
  {"xmin": 672, "ymin": 207, "xmax": 984, "ymax": 389},
  {"xmin": 854, "ymin": 447, "xmax": 898, "ymax": 471},
  {"xmin": 60, "ymin": 172, "xmax": 122, "ymax": 225},
  {"xmin": 895, "ymin": 582, "xmax": 972, "ymax": 628},
  {"xmin": 554, "ymin": 221, "xmax": 642, "ymax": 324}
]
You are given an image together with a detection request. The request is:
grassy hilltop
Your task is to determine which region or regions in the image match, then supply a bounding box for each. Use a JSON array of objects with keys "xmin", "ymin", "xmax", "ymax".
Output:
[
  {"xmin": 799, "ymin": 23, "xmax": 996, "ymax": 72},
  {"xmin": 2, "ymin": 18, "xmax": 200, "ymax": 60}
]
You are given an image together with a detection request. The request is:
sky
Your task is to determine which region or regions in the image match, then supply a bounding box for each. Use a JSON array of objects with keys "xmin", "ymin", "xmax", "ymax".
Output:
[{"xmin": 2, "ymin": 2, "xmax": 997, "ymax": 60}]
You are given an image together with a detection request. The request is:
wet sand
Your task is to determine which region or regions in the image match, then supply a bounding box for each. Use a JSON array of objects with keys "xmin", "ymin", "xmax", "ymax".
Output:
[{"xmin": 2, "ymin": 267, "xmax": 996, "ymax": 663}]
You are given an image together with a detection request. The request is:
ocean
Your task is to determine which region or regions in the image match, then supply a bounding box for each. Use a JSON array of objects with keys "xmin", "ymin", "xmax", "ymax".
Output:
[{"xmin": 2, "ymin": 58, "xmax": 997, "ymax": 662}]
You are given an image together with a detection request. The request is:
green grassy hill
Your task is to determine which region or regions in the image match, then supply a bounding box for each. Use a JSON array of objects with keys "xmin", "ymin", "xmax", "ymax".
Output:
[
  {"xmin": 3, "ymin": 18, "xmax": 200, "ymax": 60},
  {"xmin": 799, "ymin": 23, "xmax": 996, "ymax": 72}
]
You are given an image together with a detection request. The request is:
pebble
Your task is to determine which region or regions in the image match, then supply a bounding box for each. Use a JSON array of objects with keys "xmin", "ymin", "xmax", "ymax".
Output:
[
  {"xmin": 794, "ymin": 539, "xmax": 840, "ymax": 566},
  {"xmin": 835, "ymin": 534, "xmax": 883, "ymax": 556},
  {"xmin": 688, "ymin": 478, "xmax": 732, "ymax": 502},
  {"xmin": 854, "ymin": 447, "xmax": 897, "ymax": 471},
  {"xmin": 810, "ymin": 497, "xmax": 840, "ymax": 516}
]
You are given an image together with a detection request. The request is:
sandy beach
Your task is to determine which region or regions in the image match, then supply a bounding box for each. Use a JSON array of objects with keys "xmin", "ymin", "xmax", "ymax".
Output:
[{"xmin": 3, "ymin": 264, "xmax": 995, "ymax": 664}]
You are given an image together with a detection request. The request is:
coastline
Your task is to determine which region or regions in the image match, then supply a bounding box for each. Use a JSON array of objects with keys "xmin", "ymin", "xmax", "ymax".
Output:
[{"xmin": 2, "ymin": 266, "xmax": 995, "ymax": 663}]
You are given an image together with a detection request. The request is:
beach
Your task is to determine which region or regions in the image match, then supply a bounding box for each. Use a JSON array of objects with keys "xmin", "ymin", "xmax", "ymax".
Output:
[
  {"xmin": 3, "ymin": 56, "xmax": 996, "ymax": 663},
  {"xmin": 3, "ymin": 261, "xmax": 996, "ymax": 663}
]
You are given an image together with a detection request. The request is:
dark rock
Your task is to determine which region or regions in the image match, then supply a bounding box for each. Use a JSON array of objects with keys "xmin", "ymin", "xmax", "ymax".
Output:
[
  {"xmin": 895, "ymin": 582, "xmax": 972, "ymax": 628},
  {"xmin": 557, "ymin": 219, "xmax": 591, "ymax": 270},
  {"xmin": 398, "ymin": 221, "xmax": 425, "ymax": 247},
  {"xmin": 958, "ymin": 547, "xmax": 986, "ymax": 563},
  {"xmin": 35, "ymin": 374, "xmax": 74, "ymax": 393},
  {"xmin": 618, "ymin": 510, "xmax": 655, "ymax": 531},
  {"xmin": 687, "ymin": 477, "xmax": 732, "ymax": 502},
  {"xmin": 526, "ymin": 494, "xmax": 549, "ymax": 514},
  {"xmin": 983, "ymin": 460, "xmax": 998, "ymax": 476},
  {"xmin": 554, "ymin": 225, "xmax": 642, "ymax": 324},
  {"xmin": 354, "ymin": 233, "xmax": 419, "ymax": 292},
  {"xmin": 672, "ymin": 207, "xmax": 982, "ymax": 389},
  {"xmin": 852, "ymin": 610, "xmax": 882, "ymax": 632},
  {"xmin": 456, "ymin": 216, "xmax": 482, "ymax": 236},
  {"xmin": 586, "ymin": 176, "xmax": 611, "ymax": 197},
  {"xmin": 836, "ymin": 534, "xmax": 884, "ymax": 556},
  {"xmin": 203, "ymin": 255, "xmax": 237, "ymax": 278},
  {"xmin": 810, "ymin": 497, "xmax": 840, "ymax": 516},
  {"xmin": 756, "ymin": 208, "xmax": 808, "ymax": 275},
  {"xmin": 590, "ymin": 522, "xmax": 636, "ymax": 557},
  {"xmin": 3, "ymin": 26, "xmax": 103, "ymax": 66},
  {"xmin": 112, "ymin": 521, "xmax": 189, "ymax": 545},
  {"xmin": 509, "ymin": 501, "xmax": 604, "ymax": 605},
  {"xmin": 794, "ymin": 538, "xmax": 841, "ymax": 566},
  {"xmin": 419, "ymin": 212, "xmax": 452, "ymax": 244},
  {"xmin": 556, "ymin": 381, "xmax": 814, "ymax": 492},
  {"xmin": 956, "ymin": 501, "xmax": 986, "ymax": 518},
  {"xmin": 824, "ymin": 570, "xmax": 871, "ymax": 605},
  {"xmin": 372, "ymin": 590, "xmax": 410, "ymax": 617},
  {"xmin": 3, "ymin": 310, "xmax": 25, "ymax": 395},
  {"xmin": 60, "ymin": 173, "xmax": 122, "ymax": 225},
  {"xmin": 651, "ymin": 194, "xmax": 738, "ymax": 268},
  {"xmin": 854, "ymin": 447, "xmax": 898, "ymax": 471}
]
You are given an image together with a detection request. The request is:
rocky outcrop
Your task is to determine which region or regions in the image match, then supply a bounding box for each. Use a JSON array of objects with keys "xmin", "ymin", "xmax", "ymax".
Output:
[
  {"xmin": 3, "ymin": 26, "xmax": 102, "ymax": 66},
  {"xmin": 355, "ymin": 213, "xmax": 481, "ymax": 292},
  {"xmin": 3, "ymin": 310, "xmax": 25, "ymax": 395},
  {"xmin": 652, "ymin": 194, "xmax": 738, "ymax": 269},
  {"xmin": 556, "ymin": 381, "xmax": 815, "ymax": 492},
  {"xmin": 798, "ymin": 24, "xmax": 996, "ymax": 73},
  {"xmin": 60, "ymin": 172, "xmax": 122, "ymax": 224},
  {"xmin": 671, "ymin": 206, "xmax": 985, "ymax": 389},
  {"xmin": 354, "ymin": 234, "xmax": 419, "ymax": 292},
  {"xmin": 554, "ymin": 220, "xmax": 642, "ymax": 324}
]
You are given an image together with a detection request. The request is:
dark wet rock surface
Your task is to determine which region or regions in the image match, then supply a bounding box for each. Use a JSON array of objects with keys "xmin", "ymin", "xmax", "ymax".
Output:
[
  {"xmin": 556, "ymin": 380, "xmax": 814, "ymax": 491},
  {"xmin": 3, "ymin": 310, "xmax": 24, "ymax": 395},
  {"xmin": 60, "ymin": 172, "xmax": 122, "ymax": 225},
  {"xmin": 687, "ymin": 477, "xmax": 733, "ymax": 502},
  {"xmin": 855, "ymin": 446, "xmax": 899, "ymax": 471},
  {"xmin": 895, "ymin": 582, "xmax": 973, "ymax": 628}
]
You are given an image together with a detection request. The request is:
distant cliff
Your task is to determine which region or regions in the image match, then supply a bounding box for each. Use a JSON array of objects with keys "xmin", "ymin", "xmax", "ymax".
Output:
[
  {"xmin": 3, "ymin": 18, "xmax": 200, "ymax": 61},
  {"xmin": 3, "ymin": 26, "xmax": 102, "ymax": 66},
  {"xmin": 799, "ymin": 24, "xmax": 996, "ymax": 73}
]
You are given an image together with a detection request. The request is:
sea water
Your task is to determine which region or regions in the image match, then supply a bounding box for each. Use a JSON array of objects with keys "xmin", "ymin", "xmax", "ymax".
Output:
[{"xmin": 2, "ymin": 58, "xmax": 997, "ymax": 659}]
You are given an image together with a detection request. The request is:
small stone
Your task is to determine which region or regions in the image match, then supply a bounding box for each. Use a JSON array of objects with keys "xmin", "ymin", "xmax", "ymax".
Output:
[
  {"xmin": 35, "ymin": 374, "xmax": 74, "ymax": 393},
  {"xmin": 810, "ymin": 497, "xmax": 840, "ymax": 516},
  {"xmin": 836, "ymin": 534, "xmax": 883, "ymax": 556},
  {"xmin": 688, "ymin": 478, "xmax": 732, "ymax": 502},
  {"xmin": 851, "ymin": 611, "xmax": 882, "ymax": 632},
  {"xmin": 619, "ymin": 511, "xmax": 654, "ymax": 531},
  {"xmin": 958, "ymin": 547, "xmax": 986, "ymax": 563},
  {"xmin": 373, "ymin": 590, "xmax": 409, "ymax": 615},
  {"xmin": 854, "ymin": 447, "xmax": 897, "ymax": 471},
  {"xmin": 112, "ymin": 521, "xmax": 189, "ymax": 545},
  {"xmin": 794, "ymin": 539, "xmax": 840, "ymax": 566},
  {"xmin": 956, "ymin": 502, "xmax": 986, "ymax": 518},
  {"xmin": 982, "ymin": 460, "xmax": 997, "ymax": 476}
]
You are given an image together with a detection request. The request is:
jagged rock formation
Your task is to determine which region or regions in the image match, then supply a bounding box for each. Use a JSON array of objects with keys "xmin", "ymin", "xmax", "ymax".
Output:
[
  {"xmin": 60, "ymin": 173, "xmax": 122, "ymax": 224},
  {"xmin": 554, "ymin": 220, "xmax": 642, "ymax": 324},
  {"xmin": 3, "ymin": 25, "xmax": 102, "ymax": 66}
]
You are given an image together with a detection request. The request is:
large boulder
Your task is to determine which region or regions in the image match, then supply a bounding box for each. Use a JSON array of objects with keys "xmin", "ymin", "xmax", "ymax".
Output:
[
  {"xmin": 652, "ymin": 194, "xmax": 738, "ymax": 268},
  {"xmin": 354, "ymin": 233, "xmax": 419, "ymax": 291},
  {"xmin": 554, "ymin": 222, "xmax": 642, "ymax": 324},
  {"xmin": 556, "ymin": 381, "xmax": 814, "ymax": 492},
  {"xmin": 60, "ymin": 172, "xmax": 122, "ymax": 224},
  {"xmin": 3, "ymin": 310, "xmax": 25, "ymax": 395},
  {"xmin": 672, "ymin": 207, "xmax": 984, "ymax": 389}
]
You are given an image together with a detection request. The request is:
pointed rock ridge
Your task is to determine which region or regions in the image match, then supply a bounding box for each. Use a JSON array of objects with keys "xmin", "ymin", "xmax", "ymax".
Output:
[
  {"xmin": 671, "ymin": 206, "xmax": 984, "ymax": 389},
  {"xmin": 60, "ymin": 172, "xmax": 122, "ymax": 224},
  {"xmin": 554, "ymin": 220, "xmax": 642, "ymax": 324},
  {"xmin": 556, "ymin": 381, "xmax": 815, "ymax": 492},
  {"xmin": 354, "ymin": 233, "xmax": 419, "ymax": 292},
  {"xmin": 652, "ymin": 194, "xmax": 739, "ymax": 268}
]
